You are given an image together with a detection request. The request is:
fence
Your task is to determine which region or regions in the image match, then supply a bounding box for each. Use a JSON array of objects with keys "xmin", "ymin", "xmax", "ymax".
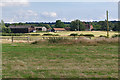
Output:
[{"xmin": 0, "ymin": 36, "xmax": 91, "ymax": 43}]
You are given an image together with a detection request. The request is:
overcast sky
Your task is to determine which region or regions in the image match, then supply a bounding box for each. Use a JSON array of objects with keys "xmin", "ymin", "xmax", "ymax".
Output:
[{"xmin": 1, "ymin": 0, "xmax": 119, "ymax": 23}]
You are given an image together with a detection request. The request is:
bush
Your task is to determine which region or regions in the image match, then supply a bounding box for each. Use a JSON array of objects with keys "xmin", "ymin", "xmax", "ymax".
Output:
[
  {"xmin": 30, "ymin": 34, "xmax": 40, "ymax": 36},
  {"xmin": 43, "ymin": 34, "xmax": 53, "ymax": 36},
  {"xmin": 31, "ymin": 41, "xmax": 39, "ymax": 44},
  {"xmin": 83, "ymin": 34, "xmax": 94, "ymax": 37},
  {"xmin": 53, "ymin": 34, "xmax": 59, "ymax": 36},
  {"xmin": 79, "ymin": 34, "xmax": 84, "ymax": 36},
  {"xmin": 112, "ymin": 34, "xmax": 120, "ymax": 38},
  {"xmin": 70, "ymin": 33, "xmax": 78, "ymax": 36},
  {"xmin": 99, "ymin": 35, "xmax": 107, "ymax": 38},
  {"xmin": 24, "ymin": 34, "xmax": 31, "ymax": 36}
]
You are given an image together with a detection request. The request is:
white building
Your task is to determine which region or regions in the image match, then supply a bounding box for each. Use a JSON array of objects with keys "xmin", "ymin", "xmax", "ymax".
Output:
[{"xmin": 35, "ymin": 27, "xmax": 47, "ymax": 31}]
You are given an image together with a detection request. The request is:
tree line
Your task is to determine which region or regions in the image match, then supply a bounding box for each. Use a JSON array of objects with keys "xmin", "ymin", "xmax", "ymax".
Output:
[{"xmin": 0, "ymin": 19, "xmax": 119, "ymax": 33}]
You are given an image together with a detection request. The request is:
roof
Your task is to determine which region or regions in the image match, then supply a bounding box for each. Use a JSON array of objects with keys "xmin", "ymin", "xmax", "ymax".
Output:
[
  {"xmin": 53, "ymin": 28, "xmax": 65, "ymax": 31},
  {"xmin": 35, "ymin": 26, "xmax": 46, "ymax": 28},
  {"xmin": 9, "ymin": 25, "xmax": 33, "ymax": 28},
  {"xmin": 64, "ymin": 27, "xmax": 70, "ymax": 30},
  {"xmin": 90, "ymin": 25, "xmax": 94, "ymax": 30}
]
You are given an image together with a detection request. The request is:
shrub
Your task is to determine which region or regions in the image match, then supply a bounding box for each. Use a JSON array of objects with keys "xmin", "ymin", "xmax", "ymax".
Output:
[
  {"xmin": 53, "ymin": 34, "xmax": 59, "ymax": 36},
  {"xmin": 83, "ymin": 34, "xmax": 94, "ymax": 37},
  {"xmin": 112, "ymin": 34, "xmax": 120, "ymax": 38},
  {"xmin": 99, "ymin": 35, "xmax": 107, "ymax": 38},
  {"xmin": 31, "ymin": 41, "xmax": 39, "ymax": 44},
  {"xmin": 79, "ymin": 34, "xmax": 84, "ymax": 36},
  {"xmin": 24, "ymin": 34, "xmax": 31, "ymax": 36},
  {"xmin": 43, "ymin": 34, "xmax": 53, "ymax": 36},
  {"xmin": 70, "ymin": 33, "xmax": 78, "ymax": 36}
]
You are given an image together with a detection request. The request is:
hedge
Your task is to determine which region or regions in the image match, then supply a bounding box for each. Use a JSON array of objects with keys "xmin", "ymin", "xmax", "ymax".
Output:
[
  {"xmin": 30, "ymin": 34, "xmax": 40, "ymax": 36},
  {"xmin": 79, "ymin": 34, "xmax": 94, "ymax": 37},
  {"xmin": 42, "ymin": 34, "xmax": 59, "ymax": 36},
  {"xmin": 99, "ymin": 35, "xmax": 107, "ymax": 38},
  {"xmin": 112, "ymin": 34, "xmax": 120, "ymax": 38},
  {"xmin": 70, "ymin": 33, "xmax": 78, "ymax": 36}
]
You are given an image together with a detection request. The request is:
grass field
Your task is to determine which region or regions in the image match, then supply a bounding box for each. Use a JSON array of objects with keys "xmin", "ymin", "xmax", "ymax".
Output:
[{"xmin": 2, "ymin": 42, "xmax": 118, "ymax": 78}]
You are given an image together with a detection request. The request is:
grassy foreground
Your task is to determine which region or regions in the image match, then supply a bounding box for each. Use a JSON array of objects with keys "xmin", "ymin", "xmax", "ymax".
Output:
[{"xmin": 2, "ymin": 42, "xmax": 118, "ymax": 78}]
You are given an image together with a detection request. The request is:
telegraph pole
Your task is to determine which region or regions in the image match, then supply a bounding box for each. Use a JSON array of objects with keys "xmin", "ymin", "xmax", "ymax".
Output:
[{"xmin": 106, "ymin": 10, "xmax": 109, "ymax": 38}]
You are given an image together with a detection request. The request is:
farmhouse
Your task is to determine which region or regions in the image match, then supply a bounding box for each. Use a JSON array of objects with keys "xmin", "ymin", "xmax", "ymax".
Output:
[
  {"xmin": 53, "ymin": 28, "xmax": 66, "ymax": 32},
  {"xmin": 34, "ymin": 27, "xmax": 47, "ymax": 32},
  {"xmin": 9, "ymin": 25, "xmax": 35, "ymax": 33}
]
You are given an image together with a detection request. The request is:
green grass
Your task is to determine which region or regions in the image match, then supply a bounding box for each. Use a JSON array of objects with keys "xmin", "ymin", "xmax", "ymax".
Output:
[{"xmin": 2, "ymin": 43, "xmax": 118, "ymax": 78}]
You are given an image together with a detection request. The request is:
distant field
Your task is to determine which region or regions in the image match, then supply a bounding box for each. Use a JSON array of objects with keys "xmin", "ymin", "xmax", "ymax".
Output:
[
  {"xmin": 2, "ymin": 43, "xmax": 118, "ymax": 78},
  {"xmin": 1, "ymin": 31, "xmax": 119, "ymax": 45},
  {"xmin": 28, "ymin": 31, "xmax": 118, "ymax": 37}
]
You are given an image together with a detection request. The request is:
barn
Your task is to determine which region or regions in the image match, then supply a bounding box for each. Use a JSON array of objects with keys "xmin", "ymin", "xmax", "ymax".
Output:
[
  {"xmin": 9, "ymin": 25, "xmax": 35, "ymax": 33},
  {"xmin": 53, "ymin": 28, "xmax": 66, "ymax": 32}
]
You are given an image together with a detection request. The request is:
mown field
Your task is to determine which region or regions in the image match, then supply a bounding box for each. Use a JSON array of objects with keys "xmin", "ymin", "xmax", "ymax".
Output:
[
  {"xmin": 28, "ymin": 31, "xmax": 118, "ymax": 37},
  {"xmin": 2, "ymin": 42, "xmax": 118, "ymax": 78}
]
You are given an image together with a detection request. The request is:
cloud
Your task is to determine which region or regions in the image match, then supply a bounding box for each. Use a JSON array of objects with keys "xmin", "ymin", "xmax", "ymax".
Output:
[
  {"xmin": 26, "ymin": 10, "xmax": 38, "ymax": 16},
  {"xmin": 17, "ymin": 10, "xmax": 38, "ymax": 18},
  {"xmin": 41, "ymin": 12, "xmax": 57, "ymax": 18},
  {"xmin": 0, "ymin": 0, "xmax": 29, "ymax": 7},
  {"xmin": 56, "ymin": 18, "xmax": 68, "ymax": 22},
  {"xmin": 5, "ymin": 10, "xmax": 38, "ymax": 23}
]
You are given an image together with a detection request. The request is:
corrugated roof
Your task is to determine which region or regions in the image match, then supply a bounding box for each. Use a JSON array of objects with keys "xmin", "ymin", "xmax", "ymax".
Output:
[
  {"xmin": 53, "ymin": 28, "xmax": 65, "ymax": 31},
  {"xmin": 9, "ymin": 25, "xmax": 33, "ymax": 28}
]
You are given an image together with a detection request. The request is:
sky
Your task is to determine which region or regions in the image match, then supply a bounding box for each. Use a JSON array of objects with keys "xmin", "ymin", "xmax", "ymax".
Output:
[{"xmin": 0, "ymin": 0, "xmax": 119, "ymax": 23}]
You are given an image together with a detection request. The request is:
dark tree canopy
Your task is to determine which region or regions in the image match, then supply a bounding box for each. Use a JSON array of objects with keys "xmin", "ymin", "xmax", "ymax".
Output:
[
  {"xmin": 55, "ymin": 20, "xmax": 66, "ymax": 28},
  {"xmin": 2, "ymin": 19, "xmax": 119, "ymax": 32},
  {"xmin": 70, "ymin": 19, "xmax": 85, "ymax": 31},
  {"xmin": 0, "ymin": 20, "xmax": 11, "ymax": 33}
]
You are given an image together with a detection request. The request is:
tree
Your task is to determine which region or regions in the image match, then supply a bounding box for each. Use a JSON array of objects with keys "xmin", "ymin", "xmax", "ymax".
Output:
[
  {"xmin": 0, "ymin": 20, "xmax": 11, "ymax": 33},
  {"xmin": 44, "ymin": 24, "xmax": 52, "ymax": 29},
  {"xmin": 55, "ymin": 20, "xmax": 65, "ymax": 28},
  {"xmin": 108, "ymin": 21, "xmax": 114, "ymax": 30},
  {"xmin": 70, "ymin": 19, "xmax": 85, "ymax": 31},
  {"xmin": 112, "ymin": 22, "xmax": 119, "ymax": 31},
  {"xmin": 98, "ymin": 21, "xmax": 107, "ymax": 30}
]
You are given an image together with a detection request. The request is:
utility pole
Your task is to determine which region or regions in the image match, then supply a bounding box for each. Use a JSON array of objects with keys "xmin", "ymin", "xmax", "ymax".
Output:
[{"xmin": 106, "ymin": 10, "xmax": 109, "ymax": 38}]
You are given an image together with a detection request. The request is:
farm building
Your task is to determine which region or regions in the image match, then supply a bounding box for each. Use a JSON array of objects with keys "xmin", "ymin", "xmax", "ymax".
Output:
[
  {"xmin": 34, "ymin": 27, "xmax": 47, "ymax": 31},
  {"xmin": 90, "ymin": 25, "xmax": 94, "ymax": 31},
  {"xmin": 9, "ymin": 25, "xmax": 35, "ymax": 33},
  {"xmin": 64, "ymin": 27, "xmax": 70, "ymax": 31},
  {"xmin": 53, "ymin": 28, "xmax": 66, "ymax": 32},
  {"xmin": 85, "ymin": 24, "xmax": 94, "ymax": 31}
]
